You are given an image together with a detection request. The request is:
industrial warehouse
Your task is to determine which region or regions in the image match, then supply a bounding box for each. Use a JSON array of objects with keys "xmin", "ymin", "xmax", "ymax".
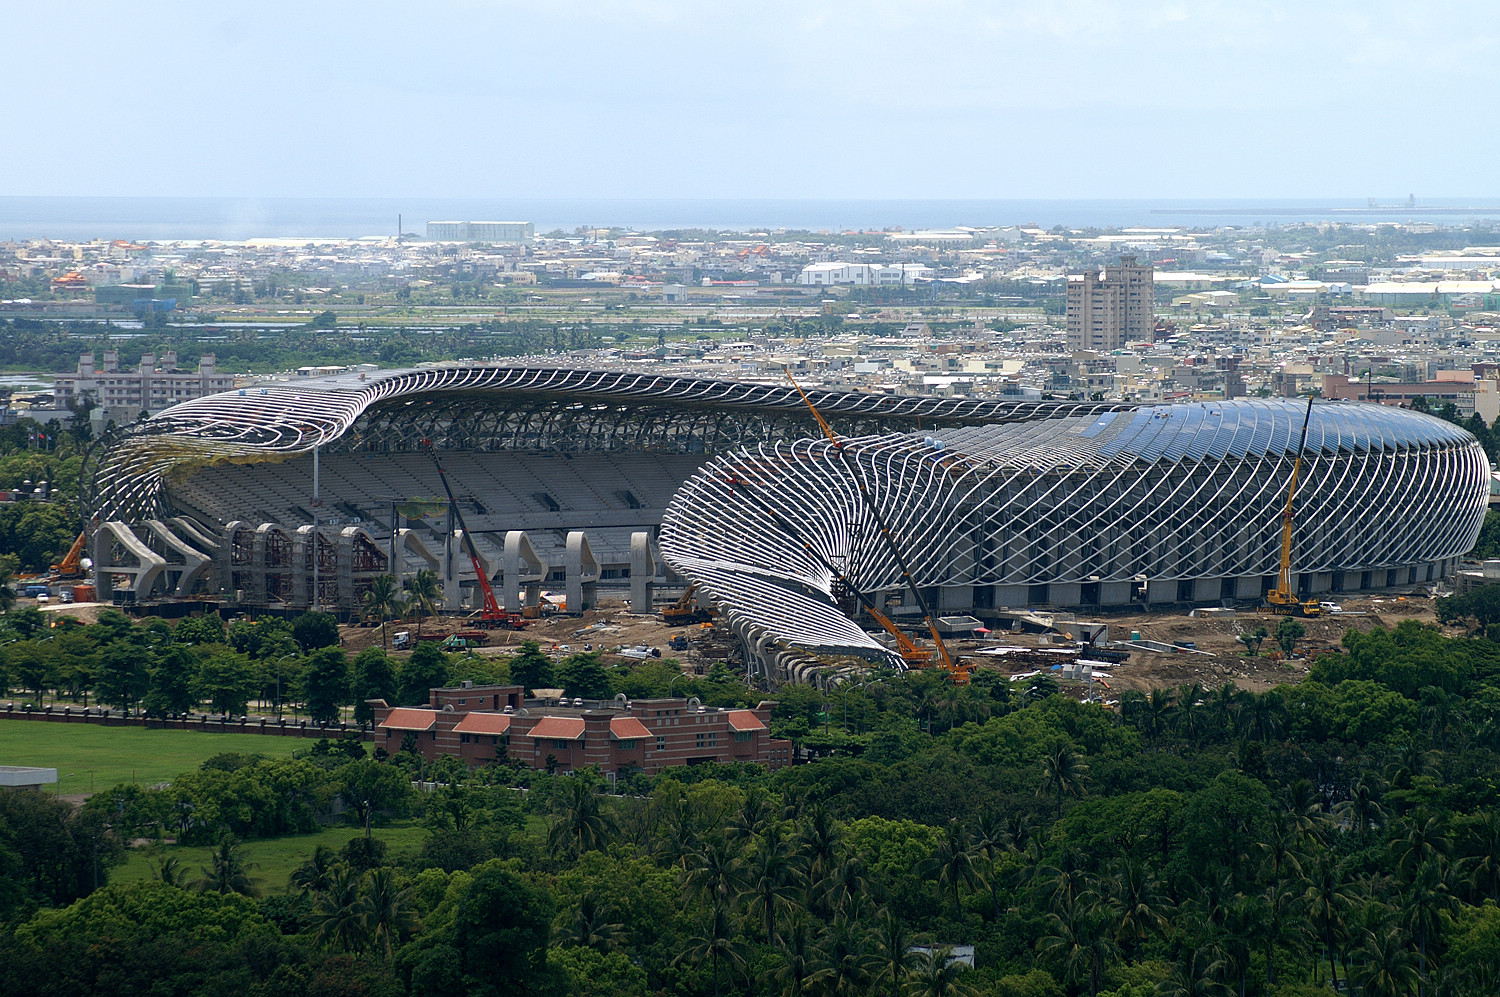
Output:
[{"xmin": 80, "ymin": 365, "xmax": 1488, "ymax": 682}]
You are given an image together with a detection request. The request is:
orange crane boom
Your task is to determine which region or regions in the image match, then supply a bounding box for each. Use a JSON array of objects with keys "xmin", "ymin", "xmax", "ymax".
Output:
[{"xmin": 783, "ymin": 369, "xmax": 970, "ymax": 683}]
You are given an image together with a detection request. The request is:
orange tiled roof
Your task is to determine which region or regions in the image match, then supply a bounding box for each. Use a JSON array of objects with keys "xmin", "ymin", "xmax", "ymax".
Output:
[
  {"xmin": 528, "ymin": 716, "xmax": 586, "ymax": 740},
  {"xmin": 609, "ymin": 716, "xmax": 652, "ymax": 739},
  {"xmin": 379, "ymin": 708, "xmax": 439, "ymax": 731},
  {"xmin": 726, "ymin": 710, "xmax": 766, "ymax": 732},
  {"xmin": 454, "ymin": 712, "xmax": 512, "ymax": 735}
]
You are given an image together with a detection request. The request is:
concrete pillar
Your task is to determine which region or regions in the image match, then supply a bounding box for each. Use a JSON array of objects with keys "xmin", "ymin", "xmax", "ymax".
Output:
[{"xmin": 630, "ymin": 532, "xmax": 656, "ymax": 614}]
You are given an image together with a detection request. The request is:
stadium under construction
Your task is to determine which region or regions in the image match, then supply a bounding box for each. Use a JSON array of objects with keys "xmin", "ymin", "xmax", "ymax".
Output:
[{"xmin": 82, "ymin": 365, "xmax": 1489, "ymax": 679}]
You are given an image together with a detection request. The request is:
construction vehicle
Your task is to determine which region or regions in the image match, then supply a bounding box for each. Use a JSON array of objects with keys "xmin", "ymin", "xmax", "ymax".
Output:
[
  {"xmin": 1261, "ymin": 397, "xmax": 1324, "ymax": 618},
  {"xmin": 663, "ymin": 583, "xmax": 716, "ymax": 625},
  {"xmin": 717, "ymin": 371, "xmax": 970, "ymax": 683},
  {"xmin": 441, "ymin": 631, "xmax": 488, "ymax": 650},
  {"xmin": 51, "ymin": 531, "xmax": 88, "ymax": 581},
  {"xmin": 423, "ymin": 441, "xmax": 529, "ymax": 631}
]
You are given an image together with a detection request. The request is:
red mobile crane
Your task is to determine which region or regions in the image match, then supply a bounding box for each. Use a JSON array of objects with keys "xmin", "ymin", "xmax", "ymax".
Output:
[{"xmin": 423, "ymin": 441, "xmax": 528, "ymax": 630}]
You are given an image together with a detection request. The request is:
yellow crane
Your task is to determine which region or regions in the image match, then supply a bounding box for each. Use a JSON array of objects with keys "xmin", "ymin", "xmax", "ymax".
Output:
[
  {"xmin": 1262, "ymin": 396, "xmax": 1323, "ymax": 618},
  {"xmin": 784, "ymin": 369, "xmax": 971, "ymax": 684}
]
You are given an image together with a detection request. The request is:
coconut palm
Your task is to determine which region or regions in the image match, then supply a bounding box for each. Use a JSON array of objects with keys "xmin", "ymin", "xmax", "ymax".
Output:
[
  {"xmin": 289, "ymin": 844, "xmax": 341, "ymax": 897},
  {"xmin": 814, "ymin": 910, "xmax": 875, "ymax": 997},
  {"xmin": 773, "ymin": 913, "xmax": 820, "ymax": 997},
  {"xmin": 153, "ymin": 853, "xmax": 187, "ymax": 887},
  {"xmin": 1351, "ymin": 925, "xmax": 1423, "ymax": 997},
  {"xmin": 920, "ymin": 819, "xmax": 984, "ymax": 917},
  {"xmin": 407, "ymin": 568, "xmax": 443, "ymax": 639},
  {"xmin": 197, "ymin": 833, "xmax": 259, "ymax": 897},
  {"xmin": 684, "ymin": 837, "xmax": 747, "ymax": 906},
  {"xmin": 310, "ymin": 864, "xmax": 369, "ymax": 954},
  {"xmin": 548, "ymin": 775, "xmax": 619, "ymax": 860},
  {"xmin": 557, "ymin": 891, "xmax": 623, "ymax": 952},
  {"xmin": 361, "ymin": 573, "xmax": 401, "ymax": 649},
  {"xmin": 676, "ymin": 900, "xmax": 743, "ymax": 997},
  {"xmin": 1038, "ymin": 745, "xmax": 1089, "ymax": 820},
  {"xmin": 362, "ymin": 866, "xmax": 417, "ymax": 959},
  {"xmin": 906, "ymin": 947, "xmax": 978, "ymax": 997},
  {"xmin": 870, "ymin": 909, "xmax": 921, "ymax": 997},
  {"xmin": 745, "ymin": 827, "xmax": 799, "ymax": 942}
]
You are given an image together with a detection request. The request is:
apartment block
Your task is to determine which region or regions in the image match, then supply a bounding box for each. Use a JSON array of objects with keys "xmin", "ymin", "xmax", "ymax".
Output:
[{"xmin": 1066, "ymin": 255, "xmax": 1154, "ymax": 351}]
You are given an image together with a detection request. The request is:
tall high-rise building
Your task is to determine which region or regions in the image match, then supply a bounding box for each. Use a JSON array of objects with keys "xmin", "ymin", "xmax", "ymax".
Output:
[{"xmin": 1066, "ymin": 254, "xmax": 1154, "ymax": 351}]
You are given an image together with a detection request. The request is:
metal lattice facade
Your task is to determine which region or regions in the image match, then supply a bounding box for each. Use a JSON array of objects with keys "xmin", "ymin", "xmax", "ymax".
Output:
[
  {"xmin": 659, "ymin": 400, "xmax": 1490, "ymax": 667},
  {"xmin": 82, "ymin": 364, "xmax": 1119, "ymax": 524}
]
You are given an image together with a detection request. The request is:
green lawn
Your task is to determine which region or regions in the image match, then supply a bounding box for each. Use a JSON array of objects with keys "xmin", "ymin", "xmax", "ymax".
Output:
[
  {"xmin": 0, "ymin": 722, "xmax": 306, "ymax": 796},
  {"xmin": 113, "ymin": 820, "xmax": 429, "ymax": 893}
]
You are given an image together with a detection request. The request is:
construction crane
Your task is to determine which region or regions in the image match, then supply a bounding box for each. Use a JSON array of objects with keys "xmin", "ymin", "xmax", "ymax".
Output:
[
  {"xmin": 422, "ymin": 440, "xmax": 527, "ymax": 630},
  {"xmin": 51, "ymin": 531, "xmax": 88, "ymax": 581},
  {"xmin": 663, "ymin": 583, "xmax": 716, "ymax": 625},
  {"xmin": 720, "ymin": 468, "xmax": 949, "ymax": 674},
  {"xmin": 1261, "ymin": 397, "xmax": 1323, "ymax": 618},
  {"xmin": 782, "ymin": 369, "xmax": 971, "ymax": 683}
]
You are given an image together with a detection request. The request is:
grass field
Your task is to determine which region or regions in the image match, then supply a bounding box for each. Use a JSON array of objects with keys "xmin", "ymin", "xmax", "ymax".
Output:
[
  {"xmin": 112, "ymin": 820, "xmax": 429, "ymax": 893},
  {"xmin": 0, "ymin": 722, "xmax": 305, "ymax": 796}
]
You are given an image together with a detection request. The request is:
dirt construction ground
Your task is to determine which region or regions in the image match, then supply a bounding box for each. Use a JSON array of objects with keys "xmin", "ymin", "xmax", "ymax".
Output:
[{"xmin": 1013, "ymin": 593, "xmax": 1441, "ymax": 696}]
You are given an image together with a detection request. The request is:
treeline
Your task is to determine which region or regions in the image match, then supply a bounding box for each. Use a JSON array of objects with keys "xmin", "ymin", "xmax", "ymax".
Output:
[
  {"xmin": 2, "ymin": 616, "xmax": 1500, "ymax": 994},
  {"xmin": 0, "ymin": 610, "xmax": 760, "ymax": 725}
]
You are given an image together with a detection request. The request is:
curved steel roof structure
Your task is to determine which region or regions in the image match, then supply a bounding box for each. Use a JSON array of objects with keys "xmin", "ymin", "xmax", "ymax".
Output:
[
  {"xmin": 658, "ymin": 399, "xmax": 1490, "ymax": 668},
  {"xmin": 82, "ymin": 364, "xmax": 1119, "ymax": 524}
]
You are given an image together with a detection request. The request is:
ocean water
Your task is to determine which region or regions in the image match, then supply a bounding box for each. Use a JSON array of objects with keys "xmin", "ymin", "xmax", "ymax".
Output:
[{"xmin": 2, "ymin": 196, "xmax": 1500, "ymax": 242}]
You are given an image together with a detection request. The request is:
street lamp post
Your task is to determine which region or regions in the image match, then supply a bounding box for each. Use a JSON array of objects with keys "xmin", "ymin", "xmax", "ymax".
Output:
[{"xmin": 275, "ymin": 653, "xmax": 299, "ymax": 721}]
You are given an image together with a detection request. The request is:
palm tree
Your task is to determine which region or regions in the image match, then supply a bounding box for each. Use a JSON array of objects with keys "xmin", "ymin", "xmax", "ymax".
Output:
[
  {"xmin": 1144, "ymin": 687, "xmax": 1177, "ymax": 740},
  {"xmin": 361, "ymin": 574, "xmax": 401, "ymax": 650},
  {"xmin": 821, "ymin": 851, "xmax": 871, "ymax": 916},
  {"xmin": 745, "ymin": 829, "xmax": 799, "ymax": 942},
  {"xmin": 310, "ymin": 864, "xmax": 369, "ymax": 953},
  {"xmin": 1241, "ymin": 690, "xmax": 1286, "ymax": 742},
  {"xmin": 970, "ymin": 812, "xmax": 1012, "ymax": 920},
  {"xmin": 906, "ymin": 947, "xmax": 978, "ymax": 997},
  {"xmin": 558, "ymin": 891, "xmax": 623, "ymax": 952},
  {"xmin": 197, "ymin": 833, "xmax": 259, "ymax": 896},
  {"xmin": 728, "ymin": 785, "xmax": 774, "ymax": 843},
  {"xmin": 1206, "ymin": 681, "xmax": 1244, "ymax": 740},
  {"xmin": 773, "ymin": 913, "xmax": 820, "ymax": 997},
  {"xmin": 153, "ymin": 853, "xmax": 187, "ymax": 887},
  {"xmin": 870, "ymin": 909, "xmax": 920, "ymax": 997},
  {"xmin": 1100, "ymin": 857, "xmax": 1168, "ymax": 959},
  {"xmin": 1392, "ymin": 810, "xmax": 1452, "ymax": 882},
  {"xmin": 1037, "ymin": 898, "xmax": 1116, "ymax": 996},
  {"xmin": 1302, "ymin": 856, "xmax": 1354, "ymax": 992},
  {"xmin": 676, "ymin": 900, "xmax": 743, "ymax": 997},
  {"xmin": 1158, "ymin": 947, "xmax": 1232, "ymax": 997},
  {"xmin": 814, "ymin": 910, "xmax": 875, "ymax": 997},
  {"xmin": 289, "ymin": 844, "xmax": 341, "ymax": 897},
  {"xmin": 1038, "ymin": 745, "xmax": 1089, "ymax": 820},
  {"xmin": 1176, "ymin": 682, "xmax": 1207, "ymax": 744},
  {"xmin": 1352, "ymin": 925, "xmax": 1422, "ymax": 997},
  {"xmin": 1402, "ymin": 856, "xmax": 1457, "ymax": 983},
  {"xmin": 685, "ymin": 837, "xmax": 747, "ymax": 905},
  {"xmin": 362, "ymin": 866, "xmax": 417, "ymax": 959},
  {"xmin": 548, "ymin": 775, "xmax": 619, "ymax": 860},
  {"xmin": 795, "ymin": 803, "xmax": 843, "ymax": 902},
  {"xmin": 921, "ymin": 819, "xmax": 983, "ymax": 917},
  {"xmin": 408, "ymin": 568, "xmax": 443, "ymax": 639},
  {"xmin": 1334, "ymin": 771, "xmax": 1388, "ymax": 836}
]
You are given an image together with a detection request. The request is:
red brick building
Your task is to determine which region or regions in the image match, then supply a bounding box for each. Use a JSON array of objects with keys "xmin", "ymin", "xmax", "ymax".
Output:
[{"xmin": 368, "ymin": 683, "xmax": 791, "ymax": 778}]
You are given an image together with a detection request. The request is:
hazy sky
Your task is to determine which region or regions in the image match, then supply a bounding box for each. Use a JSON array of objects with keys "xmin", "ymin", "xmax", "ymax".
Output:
[{"xmin": 9, "ymin": 0, "xmax": 1498, "ymax": 200}]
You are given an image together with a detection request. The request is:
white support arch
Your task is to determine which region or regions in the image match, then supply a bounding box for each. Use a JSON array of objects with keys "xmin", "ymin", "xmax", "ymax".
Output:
[
  {"xmin": 503, "ymin": 530, "xmax": 545, "ymax": 614},
  {"xmin": 565, "ymin": 531, "xmax": 600, "ymax": 615},
  {"xmin": 630, "ymin": 531, "xmax": 656, "ymax": 614}
]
